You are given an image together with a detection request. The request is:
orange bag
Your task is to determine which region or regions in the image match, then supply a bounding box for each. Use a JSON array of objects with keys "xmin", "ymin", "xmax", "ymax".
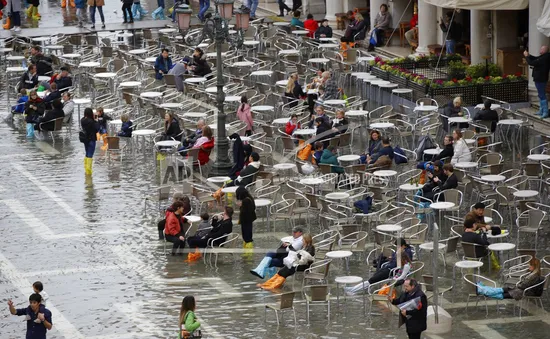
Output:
[
  {"xmin": 186, "ymin": 248, "xmax": 202, "ymax": 262},
  {"xmin": 419, "ymin": 170, "xmax": 426, "ymax": 184},
  {"xmin": 212, "ymin": 187, "xmax": 225, "ymax": 203},
  {"xmin": 377, "ymin": 284, "xmax": 397, "ymax": 299},
  {"xmin": 297, "ymin": 143, "xmax": 312, "ymax": 161}
]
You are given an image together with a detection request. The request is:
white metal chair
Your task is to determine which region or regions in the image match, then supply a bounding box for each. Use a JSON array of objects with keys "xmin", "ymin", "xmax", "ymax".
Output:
[{"xmin": 303, "ymin": 285, "xmax": 331, "ymax": 324}]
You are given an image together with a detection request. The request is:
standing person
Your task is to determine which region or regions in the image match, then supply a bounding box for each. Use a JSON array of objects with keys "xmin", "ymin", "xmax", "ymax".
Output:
[
  {"xmin": 75, "ymin": 0, "xmax": 86, "ymax": 27},
  {"xmin": 154, "ymin": 49, "xmax": 173, "ymax": 80},
  {"xmin": 132, "ymin": 0, "xmax": 148, "ymax": 20},
  {"xmin": 26, "ymin": 0, "xmax": 40, "ymax": 20},
  {"xmin": 236, "ymin": 95, "xmax": 253, "ymax": 136},
  {"xmin": 198, "ymin": 0, "xmax": 210, "ymax": 22},
  {"xmin": 236, "ymin": 186, "xmax": 256, "ymax": 249},
  {"xmin": 389, "ymin": 279, "xmax": 428, "ymax": 339},
  {"xmin": 291, "ymin": 0, "xmax": 301, "ymax": 13},
  {"xmin": 29, "ymin": 46, "xmax": 53, "ymax": 76},
  {"xmin": 245, "ymin": 0, "xmax": 258, "ymax": 20},
  {"xmin": 439, "ymin": 11, "xmax": 461, "ymax": 55},
  {"xmin": 88, "ymin": 0, "xmax": 105, "ymax": 29},
  {"xmin": 524, "ymin": 46, "xmax": 550, "ymax": 118},
  {"xmin": 179, "ymin": 296, "xmax": 201, "ymax": 339},
  {"xmin": 277, "ymin": 0, "xmax": 290, "ymax": 17},
  {"xmin": 8, "ymin": 294, "xmax": 53, "ymax": 338},
  {"xmin": 165, "ymin": 201, "xmax": 187, "ymax": 255},
  {"xmin": 3, "ymin": 0, "xmax": 22, "ymax": 32},
  {"xmin": 121, "ymin": 0, "xmax": 134, "ymax": 23},
  {"xmin": 80, "ymin": 107, "xmax": 99, "ymax": 175}
]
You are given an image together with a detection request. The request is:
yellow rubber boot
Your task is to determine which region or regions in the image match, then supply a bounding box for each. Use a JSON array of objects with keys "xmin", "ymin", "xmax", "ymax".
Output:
[
  {"xmin": 26, "ymin": 6, "xmax": 33, "ymax": 17},
  {"xmin": 3, "ymin": 17, "xmax": 11, "ymax": 30},
  {"xmin": 85, "ymin": 157, "xmax": 93, "ymax": 175},
  {"xmin": 33, "ymin": 6, "xmax": 41, "ymax": 20},
  {"xmin": 61, "ymin": 0, "xmax": 67, "ymax": 8}
]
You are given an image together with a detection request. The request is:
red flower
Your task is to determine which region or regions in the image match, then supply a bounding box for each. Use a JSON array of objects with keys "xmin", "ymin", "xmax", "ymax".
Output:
[
  {"xmin": 465, "ymin": 76, "xmax": 472, "ymax": 81},
  {"xmin": 503, "ymin": 74, "xmax": 508, "ymax": 78},
  {"xmin": 515, "ymin": 71, "xmax": 522, "ymax": 77},
  {"xmin": 452, "ymin": 78, "xmax": 458, "ymax": 83},
  {"xmin": 484, "ymin": 76, "xmax": 490, "ymax": 80}
]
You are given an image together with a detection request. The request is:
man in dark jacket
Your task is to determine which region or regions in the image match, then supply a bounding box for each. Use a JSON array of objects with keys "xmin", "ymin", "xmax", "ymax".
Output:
[
  {"xmin": 227, "ymin": 152, "xmax": 260, "ymax": 186},
  {"xmin": 154, "ymin": 48, "xmax": 173, "ymax": 80},
  {"xmin": 423, "ymin": 163, "xmax": 457, "ymax": 201},
  {"xmin": 314, "ymin": 19, "xmax": 333, "ymax": 39},
  {"xmin": 30, "ymin": 45, "xmax": 53, "ymax": 76},
  {"xmin": 461, "ymin": 218, "xmax": 490, "ymax": 257},
  {"xmin": 54, "ymin": 67, "xmax": 73, "ymax": 91},
  {"xmin": 390, "ymin": 278, "xmax": 428, "ymax": 339},
  {"xmin": 187, "ymin": 206, "xmax": 233, "ymax": 248},
  {"xmin": 524, "ymin": 46, "xmax": 550, "ymax": 118},
  {"xmin": 35, "ymin": 99, "xmax": 64, "ymax": 131},
  {"xmin": 440, "ymin": 11, "xmax": 461, "ymax": 54},
  {"xmin": 18, "ymin": 64, "xmax": 38, "ymax": 92},
  {"xmin": 369, "ymin": 137, "xmax": 394, "ymax": 164},
  {"xmin": 473, "ymin": 100, "xmax": 499, "ymax": 132}
]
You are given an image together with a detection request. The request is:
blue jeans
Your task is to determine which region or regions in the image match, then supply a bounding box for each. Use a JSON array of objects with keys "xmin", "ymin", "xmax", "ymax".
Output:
[
  {"xmin": 85, "ymin": 141, "xmax": 96, "ymax": 158},
  {"xmin": 11, "ymin": 11, "xmax": 21, "ymax": 26},
  {"xmin": 535, "ymin": 81, "xmax": 547, "ymax": 101},
  {"xmin": 90, "ymin": 6, "xmax": 104, "ymax": 24},
  {"xmin": 445, "ymin": 40, "xmax": 455, "ymax": 55},
  {"xmin": 266, "ymin": 251, "xmax": 285, "ymax": 267},
  {"xmin": 246, "ymin": 0, "xmax": 258, "ymax": 17},
  {"xmin": 198, "ymin": 0, "xmax": 210, "ymax": 20}
]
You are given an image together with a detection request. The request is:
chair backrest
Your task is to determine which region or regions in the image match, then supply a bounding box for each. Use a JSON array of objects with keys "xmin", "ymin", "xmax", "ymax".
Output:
[
  {"xmin": 107, "ymin": 136, "xmax": 120, "ymax": 150},
  {"xmin": 53, "ymin": 117, "xmax": 64, "ymax": 131},
  {"xmin": 164, "ymin": 74, "xmax": 177, "ymax": 86},
  {"xmin": 308, "ymin": 285, "xmax": 329, "ymax": 301},
  {"xmin": 279, "ymin": 292, "xmax": 295, "ymax": 309},
  {"xmin": 461, "ymin": 241, "xmax": 484, "ymax": 259},
  {"xmin": 445, "ymin": 236, "xmax": 460, "ymax": 253},
  {"xmin": 185, "ymin": 222, "xmax": 198, "ymax": 237}
]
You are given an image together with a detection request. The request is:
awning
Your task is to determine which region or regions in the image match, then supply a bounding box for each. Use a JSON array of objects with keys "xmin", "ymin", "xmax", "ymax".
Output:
[
  {"xmin": 537, "ymin": 0, "xmax": 550, "ymax": 37},
  {"xmin": 423, "ymin": 0, "xmax": 528, "ymax": 10}
]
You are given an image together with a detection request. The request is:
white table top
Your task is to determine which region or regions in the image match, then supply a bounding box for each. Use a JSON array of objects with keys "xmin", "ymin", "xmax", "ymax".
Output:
[
  {"xmin": 455, "ymin": 161, "xmax": 478, "ymax": 169},
  {"xmin": 487, "ymin": 230, "xmax": 509, "ymax": 239},
  {"xmin": 208, "ymin": 123, "xmax": 231, "ymax": 130},
  {"xmin": 132, "ymin": 129, "xmax": 156, "ymax": 136},
  {"xmin": 335, "ymin": 276, "xmax": 363, "ymax": 284},
  {"xmin": 308, "ymin": 58, "xmax": 330, "ymax": 63},
  {"xmin": 221, "ymin": 186, "xmax": 239, "ymax": 193},
  {"xmin": 250, "ymin": 70, "xmax": 273, "ymax": 76},
  {"xmin": 32, "ymin": 37, "xmax": 51, "ymax": 42},
  {"xmin": 118, "ymin": 32, "xmax": 134, "ymax": 37},
  {"xmin": 324, "ymin": 99, "xmax": 346, "ymax": 105},
  {"xmin": 37, "ymin": 76, "xmax": 51, "ymax": 82},
  {"xmin": 300, "ymin": 177, "xmax": 324, "ymax": 185},
  {"xmin": 6, "ymin": 66, "xmax": 26, "ymax": 72},
  {"xmin": 185, "ymin": 77, "xmax": 207, "ymax": 83},
  {"xmin": 376, "ymin": 224, "xmax": 402, "ymax": 232},
  {"xmin": 370, "ymin": 122, "xmax": 394, "ymax": 129},
  {"xmin": 207, "ymin": 176, "xmax": 231, "ymax": 183},
  {"xmin": 225, "ymin": 95, "xmax": 242, "ymax": 102},
  {"xmin": 232, "ymin": 61, "xmax": 255, "ymax": 67},
  {"xmin": 156, "ymin": 140, "xmax": 180, "ymax": 147},
  {"xmin": 379, "ymin": 83, "xmax": 398, "ymax": 88},
  {"xmin": 243, "ymin": 40, "xmax": 261, "ymax": 46},
  {"xmin": 205, "ymin": 86, "xmax": 227, "ymax": 93},
  {"xmin": 528, "ymin": 154, "xmax": 550, "ymax": 161},
  {"xmin": 319, "ymin": 37, "xmax": 339, "ymax": 42},
  {"xmin": 414, "ymin": 105, "xmax": 438, "ymax": 112},
  {"xmin": 254, "ymin": 198, "xmax": 272, "ymax": 207},
  {"xmin": 488, "ymin": 243, "xmax": 516, "ymax": 251},
  {"xmin": 79, "ymin": 61, "xmax": 100, "ymax": 67},
  {"xmin": 419, "ymin": 243, "xmax": 447, "ymax": 251},
  {"xmin": 424, "ymin": 148, "xmax": 442, "ymax": 155},
  {"xmin": 119, "ymin": 81, "xmax": 141, "ymax": 87},
  {"xmin": 278, "ymin": 49, "xmax": 300, "ymax": 55},
  {"xmin": 251, "ymin": 105, "xmax": 274, "ymax": 111},
  {"xmin": 346, "ymin": 110, "xmax": 369, "ymax": 117},
  {"xmin": 448, "ymin": 117, "xmax": 472, "ymax": 123},
  {"xmin": 185, "ymin": 215, "xmax": 202, "ymax": 223},
  {"xmin": 160, "ymin": 103, "xmax": 183, "ymax": 109},
  {"xmin": 326, "ymin": 250, "xmax": 353, "ymax": 259},
  {"xmin": 307, "ymin": 89, "xmax": 319, "ymax": 95},
  {"xmin": 373, "ymin": 170, "xmax": 397, "ymax": 177},
  {"xmin": 159, "ymin": 28, "xmax": 177, "ymax": 34},
  {"xmin": 6, "ymin": 55, "xmax": 25, "ymax": 60},
  {"xmin": 484, "ymin": 216, "xmax": 493, "ymax": 223},
  {"xmin": 140, "ymin": 91, "xmax": 163, "ymax": 98},
  {"xmin": 73, "ymin": 98, "xmax": 91, "ymax": 104},
  {"xmin": 498, "ymin": 119, "xmax": 523, "ymax": 125},
  {"xmin": 62, "ymin": 53, "xmax": 81, "ymax": 58},
  {"xmin": 273, "ymin": 21, "xmax": 290, "ymax": 26},
  {"xmin": 206, "ymin": 52, "xmax": 228, "ymax": 58},
  {"xmin": 145, "ymin": 57, "xmax": 157, "ymax": 63},
  {"xmin": 292, "ymin": 129, "xmax": 316, "ymax": 136},
  {"xmin": 276, "ymin": 80, "xmax": 288, "ymax": 87},
  {"xmin": 44, "ymin": 45, "xmax": 63, "ymax": 50},
  {"xmin": 370, "ymin": 80, "xmax": 391, "ymax": 85},
  {"xmin": 128, "ymin": 49, "xmax": 148, "ymax": 54},
  {"xmin": 337, "ymin": 155, "xmax": 360, "ymax": 162},
  {"xmin": 455, "ymin": 260, "xmax": 484, "ymax": 269},
  {"xmin": 95, "ymin": 72, "xmax": 117, "ymax": 78},
  {"xmin": 430, "ymin": 202, "xmax": 456, "ymax": 210},
  {"xmin": 476, "ymin": 103, "xmax": 500, "ymax": 110},
  {"xmin": 325, "ymin": 192, "xmax": 350, "ymax": 200},
  {"xmin": 273, "ymin": 163, "xmax": 296, "ymax": 170},
  {"xmin": 513, "ymin": 190, "xmax": 539, "ymax": 198},
  {"xmin": 318, "ymin": 43, "xmax": 339, "ymax": 48},
  {"xmin": 392, "ymin": 88, "xmax": 413, "ymax": 94},
  {"xmin": 399, "ymin": 183, "xmax": 424, "ymax": 191},
  {"xmin": 94, "ymin": 108, "xmax": 114, "ymax": 114},
  {"xmin": 358, "ymin": 56, "xmax": 376, "ymax": 62},
  {"xmin": 292, "ymin": 30, "xmax": 309, "ymax": 35},
  {"xmin": 182, "ymin": 112, "xmax": 208, "ymax": 118},
  {"xmin": 0, "ymin": 47, "xmax": 12, "ymax": 52},
  {"xmin": 351, "ymin": 72, "xmax": 370, "ymax": 77},
  {"xmin": 480, "ymin": 175, "xmax": 506, "ymax": 182},
  {"xmin": 272, "ymin": 117, "xmax": 290, "ymax": 124}
]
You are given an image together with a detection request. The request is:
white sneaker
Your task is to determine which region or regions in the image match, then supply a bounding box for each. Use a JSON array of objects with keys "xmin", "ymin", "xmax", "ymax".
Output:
[
  {"xmin": 13, "ymin": 26, "xmax": 21, "ymax": 32},
  {"xmin": 9, "ymin": 26, "xmax": 15, "ymax": 31}
]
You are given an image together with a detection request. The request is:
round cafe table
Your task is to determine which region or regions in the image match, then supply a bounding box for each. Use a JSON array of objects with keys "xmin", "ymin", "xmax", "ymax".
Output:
[
  {"xmin": 132, "ymin": 129, "xmax": 156, "ymax": 153},
  {"xmin": 376, "ymin": 224, "xmax": 402, "ymax": 233},
  {"xmin": 318, "ymin": 43, "xmax": 339, "ymax": 49},
  {"xmin": 272, "ymin": 117, "xmax": 290, "ymax": 125},
  {"xmin": 527, "ymin": 154, "xmax": 550, "ymax": 161},
  {"xmin": 325, "ymin": 192, "xmax": 350, "ymax": 201},
  {"xmin": 276, "ymin": 80, "xmax": 288, "ymax": 87},
  {"xmin": 308, "ymin": 58, "xmax": 330, "ymax": 63},
  {"xmin": 73, "ymin": 98, "xmax": 91, "ymax": 121},
  {"xmin": 225, "ymin": 95, "xmax": 241, "ymax": 102},
  {"xmin": 488, "ymin": 242, "xmax": 516, "ymax": 271},
  {"xmin": 326, "ymin": 250, "xmax": 353, "ymax": 274},
  {"xmin": 160, "ymin": 103, "xmax": 183, "ymax": 109},
  {"xmin": 61, "ymin": 53, "xmax": 81, "ymax": 59},
  {"xmin": 454, "ymin": 260, "xmax": 483, "ymax": 283},
  {"xmin": 145, "ymin": 57, "xmax": 157, "ymax": 63},
  {"xmin": 370, "ymin": 122, "xmax": 395, "ymax": 129},
  {"xmin": 414, "ymin": 105, "xmax": 438, "ymax": 112},
  {"xmin": 185, "ymin": 215, "xmax": 202, "ymax": 223},
  {"xmin": 278, "ymin": 49, "xmax": 300, "ymax": 55},
  {"xmin": 95, "ymin": 72, "xmax": 117, "ymax": 78},
  {"xmin": 323, "ymin": 99, "xmax": 347, "ymax": 106},
  {"xmin": 475, "ymin": 103, "xmax": 500, "ymax": 110},
  {"xmin": 232, "ymin": 61, "xmax": 255, "ymax": 67},
  {"xmin": 273, "ymin": 163, "xmax": 296, "ymax": 179},
  {"xmin": 207, "ymin": 176, "xmax": 230, "ymax": 184},
  {"xmin": 205, "ymin": 86, "xmax": 227, "ymax": 93},
  {"xmin": 140, "ymin": 91, "xmax": 163, "ymax": 99},
  {"xmin": 399, "ymin": 183, "xmax": 424, "ymax": 191},
  {"xmin": 273, "ymin": 21, "xmax": 290, "ymax": 26},
  {"xmin": 419, "ymin": 242, "xmax": 447, "ymax": 264},
  {"xmin": 243, "ymin": 40, "xmax": 260, "ymax": 46},
  {"xmin": 335, "ymin": 275, "xmax": 366, "ymax": 311},
  {"xmin": 255, "ymin": 198, "xmax": 272, "ymax": 230},
  {"xmin": 250, "ymin": 70, "xmax": 273, "ymax": 76},
  {"xmin": 337, "ymin": 154, "xmax": 360, "ymax": 163},
  {"xmin": 300, "ymin": 177, "xmax": 324, "ymax": 193},
  {"xmin": 480, "ymin": 175, "xmax": 506, "ymax": 183},
  {"xmin": 182, "ymin": 112, "xmax": 207, "ymax": 119},
  {"xmin": 128, "ymin": 48, "xmax": 148, "ymax": 55},
  {"xmin": 251, "ymin": 105, "xmax": 274, "ymax": 112},
  {"xmin": 119, "ymin": 81, "xmax": 141, "ymax": 88},
  {"xmin": 292, "ymin": 129, "xmax": 316, "ymax": 136},
  {"xmin": 79, "ymin": 61, "xmax": 100, "ymax": 68},
  {"xmin": 448, "ymin": 116, "xmax": 472, "ymax": 125},
  {"xmin": 512, "ymin": 190, "xmax": 539, "ymax": 199},
  {"xmin": 346, "ymin": 110, "xmax": 369, "ymax": 117},
  {"xmin": 430, "ymin": 202, "xmax": 456, "ymax": 229},
  {"xmin": 159, "ymin": 28, "xmax": 177, "ymax": 34},
  {"xmin": 185, "ymin": 77, "xmax": 207, "ymax": 84},
  {"xmin": 292, "ymin": 30, "xmax": 309, "ymax": 35},
  {"xmin": 424, "ymin": 148, "xmax": 442, "ymax": 156},
  {"xmin": 6, "ymin": 66, "xmax": 27, "ymax": 73},
  {"xmin": 455, "ymin": 162, "xmax": 478, "ymax": 169},
  {"xmin": 373, "ymin": 170, "xmax": 397, "ymax": 177}
]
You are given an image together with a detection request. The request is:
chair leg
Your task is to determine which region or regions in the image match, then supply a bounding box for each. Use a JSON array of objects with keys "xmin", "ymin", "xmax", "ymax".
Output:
[
  {"xmin": 306, "ymin": 301, "xmax": 309, "ymax": 324},
  {"xmin": 293, "ymin": 308, "xmax": 297, "ymax": 327}
]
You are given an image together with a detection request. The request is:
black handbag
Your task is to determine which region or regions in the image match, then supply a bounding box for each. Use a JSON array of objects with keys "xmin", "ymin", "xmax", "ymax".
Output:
[{"xmin": 79, "ymin": 131, "xmax": 87, "ymax": 143}]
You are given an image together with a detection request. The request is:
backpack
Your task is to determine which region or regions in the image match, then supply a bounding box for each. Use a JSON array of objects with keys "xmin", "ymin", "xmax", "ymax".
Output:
[
  {"xmin": 394, "ymin": 146, "xmax": 407, "ymax": 164},
  {"xmin": 415, "ymin": 135, "xmax": 436, "ymax": 160},
  {"xmin": 353, "ymin": 195, "xmax": 373, "ymax": 214}
]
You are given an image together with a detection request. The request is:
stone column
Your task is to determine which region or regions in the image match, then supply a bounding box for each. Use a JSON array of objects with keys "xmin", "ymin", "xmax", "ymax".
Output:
[
  {"xmin": 415, "ymin": 0, "xmax": 437, "ymax": 54},
  {"xmin": 529, "ymin": 0, "xmax": 550, "ymax": 101},
  {"xmin": 470, "ymin": 10, "xmax": 492, "ymax": 65},
  {"xmin": 325, "ymin": 0, "xmax": 343, "ymax": 21}
]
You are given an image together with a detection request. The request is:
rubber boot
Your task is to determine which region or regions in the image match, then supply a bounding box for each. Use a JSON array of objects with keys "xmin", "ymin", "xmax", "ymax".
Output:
[
  {"xmin": 158, "ymin": 8, "xmax": 166, "ymax": 20},
  {"xmin": 132, "ymin": 4, "xmax": 139, "ymax": 20},
  {"xmin": 541, "ymin": 99, "xmax": 549, "ymax": 119},
  {"xmin": 32, "ymin": 6, "xmax": 41, "ymax": 20},
  {"xmin": 70, "ymin": 0, "xmax": 75, "ymax": 7},
  {"xmin": 100, "ymin": 133, "xmax": 108, "ymax": 151},
  {"xmin": 536, "ymin": 102, "xmax": 543, "ymax": 116},
  {"xmin": 138, "ymin": 4, "xmax": 148, "ymax": 16},
  {"xmin": 490, "ymin": 251, "xmax": 501, "ymax": 271},
  {"xmin": 260, "ymin": 274, "xmax": 286, "ymax": 290},
  {"xmin": 250, "ymin": 257, "xmax": 272, "ymax": 279},
  {"xmin": 61, "ymin": 0, "xmax": 67, "ymax": 8},
  {"xmin": 85, "ymin": 157, "xmax": 93, "ymax": 175},
  {"xmin": 26, "ymin": 5, "xmax": 34, "ymax": 17},
  {"xmin": 151, "ymin": 7, "xmax": 163, "ymax": 20},
  {"xmin": 3, "ymin": 17, "xmax": 11, "ymax": 30},
  {"xmin": 83, "ymin": 157, "xmax": 87, "ymax": 174},
  {"xmin": 158, "ymin": 228, "xmax": 164, "ymax": 240}
]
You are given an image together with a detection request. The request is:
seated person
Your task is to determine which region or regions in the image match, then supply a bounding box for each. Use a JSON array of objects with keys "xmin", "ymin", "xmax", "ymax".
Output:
[
  {"xmin": 315, "ymin": 19, "xmax": 333, "ymax": 39},
  {"xmin": 290, "ymin": 11, "xmax": 304, "ymax": 28},
  {"xmin": 461, "ymin": 218, "xmax": 490, "ymax": 257},
  {"xmin": 258, "ymin": 234, "xmax": 315, "ymax": 290},
  {"xmin": 367, "ymin": 136, "xmax": 394, "ymax": 165},
  {"xmin": 24, "ymin": 90, "xmax": 45, "ymax": 124},
  {"xmin": 194, "ymin": 212, "xmax": 212, "ymax": 238},
  {"xmin": 187, "ymin": 206, "xmax": 234, "ymax": 248},
  {"xmin": 285, "ymin": 114, "xmax": 301, "ymax": 136},
  {"xmin": 332, "ymin": 109, "xmax": 349, "ymax": 133},
  {"xmin": 182, "ymin": 119, "xmax": 205, "ymax": 149},
  {"xmin": 250, "ymin": 226, "xmax": 304, "ymax": 278},
  {"xmin": 42, "ymin": 83, "xmax": 61, "ymax": 110},
  {"xmin": 118, "ymin": 114, "xmax": 133, "ymax": 137},
  {"xmin": 168, "ymin": 57, "xmax": 190, "ymax": 92},
  {"xmin": 157, "ymin": 193, "xmax": 191, "ymax": 240},
  {"xmin": 361, "ymin": 130, "xmax": 382, "ymax": 163},
  {"xmin": 34, "ymin": 99, "xmax": 64, "ymax": 131},
  {"xmin": 443, "ymin": 97, "xmax": 468, "ymax": 131},
  {"xmin": 308, "ymin": 105, "xmax": 330, "ymax": 128},
  {"xmin": 473, "ymin": 100, "xmax": 499, "ymax": 133},
  {"xmin": 12, "ymin": 89, "xmax": 29, "ymax": 114},
  {"xmin": 154, "ymin": 48, "xmax": 173, "ymax": 80},
  {"xmin": 53, "ymin": 66, "xmax": 73, "ymax": 91},
  {"xmin": 62, "ymin": 91, "xmax": 74, "ymax": 124},
  {"xmin": 179, "ymin": 125, "xmax": 211, "ymax": 155},
  {"xmin": 346, "ymin": 249, "xmax": 412, "ymax": 295},
  {"xmin": 225, "ymin": 152, "xmax": 260, "ymax": 186},
  {"xmin": 465, "ymin": 202, "xmax": 489, "ymax": 231},
  {"xmin": 312, "ymin": 141, "xmax": 324, "ymax": 165},
  {"xmin": 477, "ymin": 258, "xmax": 543, "ymax": 300},
  {"xmin": 416, "ymin": 135, "xmax": 454, "ymax": 169},
  {"xmin": 303, "ymin": 14, "xmax": 318, "ymax": 38},
  {"xmin": 164, "ymin": 201, "xmax": 188, "ymax": 255},
  {"xmin": 422, "ymin": 163, "xmax": 457, "ymax": 201},
  {"xmin": 341, "ymin": 13, "xmax": 367, "ymax": 43},
  {"xmin": 367, "ymin": 5, "xmax": 391, "ymax": 50},
  {"xmin": 189, "ymin": 48, "xmax": 211, "ymax": 77},
  {"xmin": 18, "ymin": 65, "xmax": 38, "ymax": 93},
  {"xmin": 319, "ymin": 145, "xmax": 344, "ymax": 173},
  {"xmin": 451, "ymin": 129, "xmax": 472, "ymax": 164},
  {"xmin": 404, "ymin": 3, "xmax": 418, "ymax": 46},
  {"xmin": 163, "ymin": 112, "xmax": 182, "ymax": 141}
]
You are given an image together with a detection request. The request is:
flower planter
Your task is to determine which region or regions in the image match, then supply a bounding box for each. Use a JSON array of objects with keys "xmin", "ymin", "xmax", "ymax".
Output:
[
  {"xmin": 480, "ymin": 80, "xmax": 528, "ymax": 103},
  {"xmin": 429, "ymin": 85, "xmax": 480, "ymax": 106},
  {"xmin": 409, "ymin": 81, "xmax": 429, "ymax": 101},
  {"xmin": 371, "ymin": 66, "xmax": 389, "ymax": 80},
  {"xmin": 388, "ymin": 73, "xmax": 408, "ymax": 88}
]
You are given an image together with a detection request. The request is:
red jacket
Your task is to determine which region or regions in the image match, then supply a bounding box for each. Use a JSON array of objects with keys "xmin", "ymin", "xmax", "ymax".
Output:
[
  {"xmin": 285, "ymin": 121, "xmax": 300, "ymax": 135},
  {"xmin": 409, "ymin": 14, "xmax": 418, "ymax": 28},
  {"xmin": 304, "ymin": 19, "xmax": 319, "ymax": 38},
  {"xmin": 165, "ymin": 210, "xmax": 182, "ymax": 236},
  {"xmin": 198, "ymin": 137, "xmax": 215, "ymax": 165}
]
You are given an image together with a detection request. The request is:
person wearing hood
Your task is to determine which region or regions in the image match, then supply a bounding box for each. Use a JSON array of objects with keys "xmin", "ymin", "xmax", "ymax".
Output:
[
  {"xmin": 168, "ymin": 57, "xmax": 190, "ymax": 92},
  {"xmin": 236, "ymin": 95, "xmax": 253, "ymax": 136},
  {"xmin": 190, "ymin": 48, "xmax": 211, "ymax": 77},
  {"xmin": 236, "ymin": 186, "xmax": 256, "ymax": 249},
  {"xmin": 315, "ymin": 19, "xmax": 333, "ymax": 39},
  {"xmin": 154, "ymin": 48, "xmax": 173, "ymax": 80},
  {"xmin": 228, "ymin": 133, "xmax": 245, "ymax": 179},
  {"xmin": 390, "ymin": 279, "xmax": 428, "ymax": 339},
  {"xmin": 226, "ymin": 152, "xmax": 261, "ymax": 187},
  {"xmin": 319, "ymin": 146, "xmax": 344, "ymax": 173}
]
